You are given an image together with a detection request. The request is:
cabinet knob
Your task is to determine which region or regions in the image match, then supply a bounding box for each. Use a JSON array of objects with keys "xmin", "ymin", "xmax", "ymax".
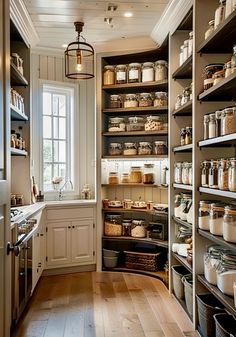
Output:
[
  {"xmin": 72, "ymin": 226, "xmax": 75, "ymax": 229},
  {"xmin": 38, "ymin": 262, "xmax": 42, "ymax": 267},
  {"xmin": 40, "ymin": 233, "xmax": 44, "ymax": 236},
  {"xmin": 68, "ymin": 226, "xmax": 71, "ymax": 229}
]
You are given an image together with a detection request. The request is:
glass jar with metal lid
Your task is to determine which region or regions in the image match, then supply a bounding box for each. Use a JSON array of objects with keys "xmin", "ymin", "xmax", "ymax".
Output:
[
  {"xmin": 176, "ymin": 225, "xmax": 192, "ymax": 242},
  {"xmin": 123, "ymin": 142, "xmax": 137, "ymax": 156},
  {"xmin": 154, "ymin": 60, "xmax": 168, "ymax": 81},
  {"xmin": 180, "ymin": 128, "xmax": 186, "ymax": 146},
  {"xmin": 214, "ymin": 0, "xmax": 226, "ymax": 29},
  {"xmin": 218, "ymin": 159, "xmax": 229, "ymax": 191},
  {"xmin": 174, "ymin": 162, "xmax": 182, "ymax": 184},
  {"xmin": 179, "ymin": 193, "xmax": 192, "ymax": 221},
  {"xmin": 185, "ymin": 127, "xmax": 192, "ymax": 145},
  {"xmin": 129, "ymin": 166, "xmax": 142, "ymax": 183},
  {"xmin": 203, "ymin": 64, "xmax": 224, "ymax": 90},
  {"xmin": 138, "ymin": 141, "xmax": 152, "ymax": 155},
  {"xmin": 154, "ymin": 141, "xmax": 167, "ymax": 155},
  {"xmin": 108, "ymin": 172, "xmax": 119, "ymax": 184},
  {"xmin": 181, "ymin": 87, "xmax": 191, "ymax": 106},
  {"xmin": 210, "ymin": 203, "xmax": 225, "ymax": 236},
  {"xmin": 131, "ymin": 220, "xmax": 146, "ymax": 238},
  {"xmin": 182, "ymin": 162, "xmax": 191, "ymax": 185},
  {"xmin": 223, "ymin": 205, "xmax": 236, "ymax": 243},
  {"xmin": 221, "ymin": 107, "xmax": 236, "ymax": 135},
  {"xmin": 216, "ymin": 252, "xmax": 236, "ymax": 295},
  {"xmin": 109, "ymin": 142, "xmax": 122, "ymax": 156},
  {"xmin": 228, "ymin": 158, "xmax": 236, "ymax": 191},
  {"xmin": 141, "ymin": 62, "xmax": 154, "ymax": 82},
  {"xmin": 126, "ymin": 116, "xmax": 144, "ymax": 131},
  {"xmin": 120, "ymin": 173, "xmax": 130, "ymax": 184},
  {"xmin": 145, "ymin": 115, "xmax": 162, "ymax": 131},
  {"xmin": 108, "ymin": 117, "xmax": 126, "ymax": 132},
  {"xmin": 209, "ymin": 113, "xmax": 216, "ymax": 138},
  {"xmin": 143, "ymin": 163, "xmax": 155, "ymax": 184},
  {"xmin": 201, "ymin": 160, "xmax": 211, "ymax": 187},
  {"xmin": 204, "ymin": 245, "xmax": 228, "ymax": 285},
  {"xmin": 122, "ymin": 219, "xmax": 132, "ymax": 236},
  {"xmin": 204, "ymin": 115, "xmax": 210, "ymax": 139},
  {"xmin": 174, "ymin": 194, "xmax": 182, "ymax": 218},
  {"xmin": 139, "ymin": 92, "xmax": 153, "ymax": 107},
  {"xmin": 115, "ymin": 64, "xmax": 127, "ymax": 84},
  {"xmin": 199, "ymin": 200, "xmax": 212, "ymax": 230},
  {"xmin": 175, "ymin": 94, "xmax": 182, "ymax": 110},
  {"xmin": 213, "ymin": 70, "xmax": 225, "ymax": 86},
  {"xmin": 103, "ymin": 65, "xmax": 115, "ymax": 85},
  {"xmin": 128, "ymin": 63, "xmax": 141, "ymax": 83},
  {"xmin": 205, "ymin": 20, "xmax": 215, "ymax": 40},
  {"xmin": 109, "ymin": 94, "xmax": 122, "ymax": 108},
  {"xmin": 209, "ymin": 160, "xmax": 219, "ymax": 189},
  {"xmin": 225, "ymin": 61, "xmax": 232, "ymax": 78},
  {"xmin": 153, "ymin": 92, "xmax": 167, "ymax": 107},
  {"xmin": 104, "ymin": 214, "xmax": 122, "ymax": 236},
  {"xmin": 123, "ymin": 93, "xmax": 138, "ymax": 108},
  {"xmin": 215, "ymin": 110, "xmax": 222, "ymax": 137}
]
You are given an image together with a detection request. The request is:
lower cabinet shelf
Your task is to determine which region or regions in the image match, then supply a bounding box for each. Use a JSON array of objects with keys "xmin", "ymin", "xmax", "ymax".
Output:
[
  {"xmin": 172, "ymin": 252, "xmax": 192, "ymax": 272},
  {"xmin": 103, "ymin": 236, "xmax": 168, "ymax": 248}
]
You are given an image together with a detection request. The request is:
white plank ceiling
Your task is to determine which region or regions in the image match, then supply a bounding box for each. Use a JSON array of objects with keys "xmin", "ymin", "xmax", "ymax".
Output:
[{"xmin": 23, "ymin": 0, "xmax": 169, "ymax": 49}]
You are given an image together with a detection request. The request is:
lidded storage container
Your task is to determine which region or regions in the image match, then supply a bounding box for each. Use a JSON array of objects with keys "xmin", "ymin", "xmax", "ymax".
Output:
[
  {"xmin": 199, "ymin": 200, "xmax": 212, "ymax": 230},
  {"xmin": 153, "ymin": 92, "xmax": 167, "ymax": 107},
  {"xmin": 204, "ymin": 245, "xmax": 227, "ymax": 285},
  {"xmin": 154, "ymin": 141, "xmax": 167, "ymax": 155},
  {"xmin": 124, "ymin": 94, "xmax": 138, "ymax": 108},
  {"xmin": 126, "ymin": 116, "xmax": 144, "ymax": 131},
  {"xmin": 104, "ymin": 214, "xmax": 122, "ymax": 236},
  {"xmin": 209, "ymin": 203, "xmax": 225, "ymax": 236},
  {"xmin": 103, "ymin": 65, "xmax": 115, "ymax": 85},
  {"xmin": 201, "ymin": 160, "xmax": 211, "ymax": 187},
  {"xmin": 209, "ymin": 160, "xmax": 219, "ymax": 189},
  {"xmin": 139, "ymin": 92, "xmax": 153, "ymax": 107},
  {"xmin": 123, "ymin": 142, "xmax": 137, "ymax": 156},
  {"xmin": 108, "ymin": 117, "xmax": 126, "ymax": 132},
  {"xmin": 138, "ymin": 141, "xmax": 152, "ymax": 155},
  {"xmin": 154, "ymin": 60, "xmax": 168, "ymax": 81},
  {"xmin": 131, "ymin": 220, "xmax": 146, "ymax": 238},
  {"xmin": 128, "ymin": 63, "xmax": 141, "ymax": 83},
  {"xmin": 205, "ymin": 20, "xmax": 215, "ymax": 40},
  {"xmin": 108, "ymin": 172, "xmax": 119, "ymax": 184},
  {"xmin": 143, "ymin": 163, "xmax": 155, "ymax": 184},
  {"xmin": 141, "ymin": 62, "xmax": 154, "ymax": 82},
  {"xmin": 228, "ymin": 158, "xmax": 236, "ymax": 191},
  {"xmin": 218, "ymin": 159, "xmax": 228, "ymax": 191},
  {"xmin": 221, "ymin": 107, "xmax": 236, "ymax": 136},
  {"xmin": 145, "ymin": 115, "xmax": 162, "ymax": 131},
  {"xmin": 109, "ymin": 142, "xmax": 122, "ymax": 156},
  {"xmin": 223, "ymin": 205, "xmax": 236, "ymax": 243},
  {"xmin": 109, "ymin": 94, "xmax": 122, "ymax": 108},
  {"xmin": 214, "ymin": 0, "xmax": 226, "ymax": 29},
  {"xmin": 129, "ymin": 166, "xmax": 142, "ymax": 183},
  {"xmin": 216, "ymin": 252, "xmax": 236, "ymax": 295},
  {"xmin": 115, "ymin": 64, "xmax": 127, "ymax": 84}
]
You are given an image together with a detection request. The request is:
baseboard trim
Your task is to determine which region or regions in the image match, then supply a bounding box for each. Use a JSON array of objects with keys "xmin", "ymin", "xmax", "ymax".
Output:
[{"xmin": 42, "ymin": 264, "xmax": 96, "ymax": 276}]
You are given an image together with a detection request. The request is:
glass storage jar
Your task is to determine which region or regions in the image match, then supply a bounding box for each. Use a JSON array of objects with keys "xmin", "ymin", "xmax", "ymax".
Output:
[
  {"xmin": 205, "ymin": 20, "xmax": 215, "ymax": 40},
  {"xmin": 221, "ymin": 107, "xmax": 236, "ymax": 135},
  {"xmin": 223, "ymin": 206, "xmax": 236, "ymax": 243},
  {"xmin": 143, "ymin": 163, "xmax": 155, "ymax": 184},
  {"xmin": 225, "ymin": 0, "xmax": 236, "ymax": 18},
  {"xmin": 131, "ymin": 220, "xmax": 146, "ymax": 238},
  {"xmin": 11, "ymin": 194, "xmax": 16, "ymax": 206},
  {"xmin": 213, "ymin": 70, "xmax": 225, "ymax": 85},
  {"xmin": 204, "ymin": 245, "xmax": 225, "ymax": 285},
  {"xmin": 209, "ymin": 160, "xmax": 219, "ymax": 189},
  {"xmin": 199, "ymin": 200, "xmax": 212, "ymax": 230},
  {"xmin": 174, "ymin": 162, "xmax": 182, "ymax": 184},
  {"xmin": 181, "ymin": 87, "xmax": 191, "ymax": 106},
  {"xmin": 203, "ymin": 64, "xmax": 224, "ymax": 90},
  {"xmin": 179, "ymin": 45, "xmax": 184, "ymax": 66},
  {"xmin": 174, "ymin": 194, "xmax": 182, "ymax": 218},
  {"xmin": 201, "ymin": 160, "xmax": 211, "ymax": 187},
  {"xmin": 216, "ymin": 252, "xmax": 236, "ymax": 295},
  {"xmin": 209, "ymin": 113, "xmax": 217, "ymax": 138},
  {"xmin": 103, "ymin": 65, "xmax": 115, "ymax": 85},
  {"xmin": 115, "ymin": 64, "xmax": 127, "ymax": 84},
  {"xmin": 108, "ymin": 172, "xmax": 119, "ymax": 184},
  {"xmin": 108, "ymin": 117, "xmax": 126, "ymax": 132},
  {"xmin": 179, "ymin": 193, "xmax": 192, "ymax": 221},
  {"xmin": 188, "ymin": 32, "xmax": 193, "ymax": 57},
  {"xmin": 141, "ymin": 62, "xmax": 154, "ymax": 82},
  {"xmin": 109, "ymin": 94, "xmax": 122, "ymax": 108},
  {"xmin": 16, "ymin": 194, "xmax": 24, "ymax": 205},
  {"xmin": 123, "ymin": 142, "xmax": 137, "ymax": 156},
  {"xmin": 218, "ymin": 159, "xmax": 229, "ymax": 190},
  {"xmin": 155, "ymin": 60, "xmax": 168, "ymax": 81},
  {"xmin": 153, "ymin": 92, "xmax": 167, "ymax": 107},
  {"xmin": 225, "ymin": 61, "xmax": 232, "ymax": 77},
  {"xmin": 182, "ymin": 162, "xmax": 191, "ymax": 185},
  {"xmin": 180, "ymin": 128, "xmax": 186, "ymax": 146},
  {"xmin": 122, "ymin": 219, "xmax": 132, "ymax": 236},
  {"xmin": 124, "ymin": 94, "xmax": 138, "ymax": 108},
  {"xmin": 145, "ymin": 115, "xmax": 162, "ymax": 131},
  {"xmin": 209, "ymin": 203, "xmax": 225, "ymax": 236},
  {"xmin": 154, "ymin": 141, "xmax": 167, "ymax": 155},
  {"xmin": 175, "ymin": 94, "xmax": 182, "ymax": 110},
  {"xmin": 185, "ymin": 127, "xmax": 192, "ymax": 145},
  {"xmin": 104, "ymin": 214, "xmax": 122, "ymax": 236},
  {"xmin": 228, "ymin": 158, "xmax": 236, "ymax": 191},
  {"xmin": 176, "ymin": 225, "xmax": 192, "ymax": 242},
  {"xmin": 129, "ymin": 166, "xmax": 142, "ymax": 183},
  {"xmin": 161, "ymin": 165, "xmax": 168, "ymax": 186},
  {"xmin": 139, "ymin": 92, "xmax": 153, "ymax": 107},
  {"xmin": 214, "ymin": 0, "xmax": 226, "ymax": 29},
  {"xmin": 215, "ymin": 110, "xmax": 222, "ymax": 137},
  {"xmin": 121, "ymin": 173, "xmax": 130, "ymax": 184},
  {"xmin": 128, "ymin": 63, "xmax": 141, "ymax": 83},
  {"xmin": 126, "ymin": 116, "xmax": 144, "ymax": 131},
  {"xmin": 204, "ymin": 114, "xmax": 210, "ymax": 140},
  {"xmin": 109, "ymin": 142, "xmax": 122, "ymax": 156},
  {"xmin": 183, "ymin": 40, "xmax": 189, "ymax": 63},
  {"xmin": 138, "ymin": 141, "xmax": 152, "ymax": 155},
  {"xmin": 231, "ymin": 44, "xmax": 236, "ymax": 72}
]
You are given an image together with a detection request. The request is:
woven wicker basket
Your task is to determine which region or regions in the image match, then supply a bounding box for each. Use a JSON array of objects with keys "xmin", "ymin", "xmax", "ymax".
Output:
[{"xmin": 124, "ymin": 250, "xmax": 164, "ymax": 271}]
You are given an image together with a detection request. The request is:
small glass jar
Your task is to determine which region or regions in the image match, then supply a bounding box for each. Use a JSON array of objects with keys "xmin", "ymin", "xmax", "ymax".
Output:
[
  {"xmin": 11, "ymin": 194, "xmax": 16, "ymax": 206},
  {"xmin": 225, "ymin": 61, "xmax": 232, "ymax": 78},
  {"xmin": 103, "ymin": 65, "xmax": 115, "ymax": 85},
  {"xmin": 126, "ymin": 116, "xmax": 144, "ymax": 131},
  {"xmin": 188, "ymin": 32, "xmax": 193, "ymax": 57},
  {"xmin": 108, "ymin": 117, "xmax": 126, "ymax": 132},
  {"xmin": 209, "ymin": 160, "xmax": 219, "ymax": 189},
  {"xmin": 121, "ymin": 173, "xmax": 130, "ymax": 184},
  {"xmin": 174, "ymin": 194, "xmax": 182, "ymax": 218},
  {"xmin": 205, "ymin": 20, "xmax": 215, "ymax": 40},
  {"xmin": 109, "ymin": 142, "xmax": 122, "ymax": 156},
  {"xmin": 181, "ymin": 87, "xmax": 191, "ymax": 106},
  {"xmin": 180, "ymin": 128, "xmax": 186, "ymax": 146},
  {"xmin": 213, "ymin": 70, "xmax": 225, "ymax": 86},
  {"xmin": 179, "ymin": 193, "xmax": 192, "ymax": 221},
  {"xmin": 204, "ymin": 115, "xmax": 210, "ymax": 140},
  {"xmin": 183, "ymin": 40, "xmax": 189, "ymax": 63},
  {"xmin": 175, "ymin": 94, "xmax": 182, "ymax": 110},
  {"xmin": 209, "ymin": 113, "xmax": 216, "ymax": 138},
  {"xmin": 214, "ymin": 0, "xmax": 226, "ymax": 29},
  {"xmin": 188, "ymin": 163, "xmax": 193, "ymax": 185},
  {"xmin": 221, "ymin": 107, "xmax": 236, "ymax": 135},
  {"xmin": 174, "ymin": 162, "xmax": 182, "ymax": 184},
  {"xmin": 129, "ymin": 166, "xmax": 142, "ymax": 183},
  {"xmin": 153, "ymin": 92, "xmax": 167, "ymax": 107},
  {"xmin": 179, "ymin": 45, "xmax": 184, "ymax": 66},
  {"xmin": 154, "ymin": 141, "xmax": 167, "ymax": 155},
  {"xmin": 228, "ymin": 158, "xmax": 236, "ymax": 191},
  {"xmin": 123, "ymin": 142, "xmax": 137, "ymax": 156},
  {"xmin": 124, "ymin": 94, "xmax": 138, "ymax": 108},
  {"xmin": 122, "ymin": 219, "xmax": 132, "ymax": 236},
  {"xmin": 201, "ymin": 160, "xmax": 211, "ymax": 187},
  {"xmin": 81, "ymin": 184, "xmax": 92, "ymax": 199},
  {"xmin": 218, "ymin": 159, "xmax": 229, "ymax": 191},
  {"xmin": 141, "ymin": 62, "xmax": 154, "ymax": 82},
  {"xmin": 131, "ymin": 220, "xmax": 146, "ymax": 238},
  {"xmin": 231, "ymin": 44, "xmax": 236, "ymax": 72},
  {"xmin": 128, "ymin": 63, "xmax": 141, "ymax": 83},
  {"xmin": 139, "ymin": 92, "xmax": 153, "ymax": 107},
  {"xmin": 104, "ymin": 214, "xmax": 122, "ymax": 236},
  {"xmin": 115, "ymin": 64, "xmax": 127, "ymax": 84},
  {"xmin": 204, "ymin": 245, "xmax": 225, "ymax": 285},
  {"xmin": 223, "ymin": 206, "xmax": 236, "ymax": 243},
  {"xmin": 108, "ymin": 172, "xmax": 119, "ymax": 184},
  {"xmin": 15, "ymin": 194, "xmax": 24, "ymax": 205},
  {"xmin": 215, "ymin": 110, "xmax": 222, "ymax": 137},
  {"xmin": 209, "ymin": 203, "xmax": 225, "ymax": 236},
  {"xmin": 182, "ymin": 162, "xmax": 190, "ymax": 185},
  {"xmin": 109, "ymin": 94, "xmax": 122, "ymax": 109},
  {"xmin": 225, "ymin": 0, "xmax": 236, "ymax": 18},
  {"xmin": 155, "ymin": 60, "xmax": 168, "ymax": 81},
  {"xmin": 145, "ymin": 115, "xmax": 162, "ymax": 131},
  {"xmin": 143, "ymin": 163, "xmax": 155, "ymax": 184},
  {"xmin": 138, "ymin": 141, "xmax": 152, "ymax": 155},
  {"xmin": 199, "ymin": 201, "xmax": 212, "ymax": 230},
  {"xmin": 216, "ymin": 252, "xmax": 236, "ymax": 295},
  {"xmin": 185, "ymin": 127, "xmax": 192, "ymax": 145},
  {"xmin": 203, "ymin": 64, "xmax": 224, "ymax": 90}
]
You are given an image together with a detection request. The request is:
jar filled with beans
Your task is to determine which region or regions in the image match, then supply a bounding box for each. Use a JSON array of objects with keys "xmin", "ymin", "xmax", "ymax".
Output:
[
  {"xmin": 139, "ymin": 93, "xmax": 153, "ymax": 107},
  {"xmin": 145, "ymin": 115, "xmax": 163, "ymax": 131},
  {"xmin": 153, "ymin": 92, "xmax": 167, "ymax": 107},
  {"xmin": 154, "ymin": 141, "xmax": 167, "ymax": 155}
]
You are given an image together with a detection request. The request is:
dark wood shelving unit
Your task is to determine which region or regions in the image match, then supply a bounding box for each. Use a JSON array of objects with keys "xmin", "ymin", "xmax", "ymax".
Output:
[
  {"xmin": 198, "ymin": 229, "xmax": 236, "ymax": 251},
  {"xmin": 172, "ymin": 56, "xmax": 192, "ymax": 79},
  {"xmin": 102, "ymin": 208, "xmax": 168, "ymax": 216},
  {"xmin": 198, "ymin": 72, "xmax": 236, "ymax": 101},
  {"xmin": 172, "ymin": 252, "xmax": 192, "ymax": 273},
  {"xmin": 172, "ymin": 144, "xmax": 192, "ymax": 152},
  {"xmin": 199, "ymin": 133, "xmax": 236, "ymax": 147},
  {"xmin": 197, "ymin": 11, "xmax": 236, "ymax": 54},
  {"xmin": 10, "ymin": 104, "xmax": 28, "ymax": 121},
  {"xmin": 102, "ymin": 155, "xmax": 168, "ymax": 159},
  {"xmin": 199, "ymin": 187, "xmax": 236, "ymax": 199},
  {"xmin": 102, "ymin": 80, "xmax": 168, "ymax": 93},
  {"xmin": 173, "ymin": 183, "xmax": 193, "ymax": 191},
  {"xmin": 198, "ymin": 275, "xmax": 236, "ymax": 316},
  {"xmin": 10, "ymin": 62, "xmax": 28, "ymax": 86},
  {"xmin": 172, "ymin": 216, "xmax": 192, "ymax": 229},
  {"xmin": 102, "ymin": 235, "xmax": 168, "ymax": 248},
  {"xmin": 10, "ymin": 148, "xmax": 28, "ymax": 156},
  {"xmin": 103, "ymin": 130, "xmax": 168, "ymax": 137},
  {"xmin": 103, "ymin": 106, "xmax": 168, "ymax": 115},
  {"xmin": 172, "ymin": 100, "xmax": 192, "ymax": 116}
]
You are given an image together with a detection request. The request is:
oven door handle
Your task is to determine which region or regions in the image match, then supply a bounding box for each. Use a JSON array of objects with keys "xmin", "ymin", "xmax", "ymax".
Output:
[{"xmin": 6, "ymin": 242, "xmax": 21, "ymax": 256}]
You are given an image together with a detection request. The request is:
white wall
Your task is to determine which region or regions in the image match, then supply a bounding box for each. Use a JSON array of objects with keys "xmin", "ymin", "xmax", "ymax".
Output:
[{"xmin": 30, "ymin": 53, "xmax": 96, "ymax": 198}]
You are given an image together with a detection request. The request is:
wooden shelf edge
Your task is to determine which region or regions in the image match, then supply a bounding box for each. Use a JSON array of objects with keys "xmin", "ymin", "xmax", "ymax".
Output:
[
  {"xmin": 172, "ymin": 144, "xmax": 192, "ymax": 152},
  {"xmin": 198, "ymin": 133, "xmax": 236, "ymax": 147},
  {"xmin": 102, "ymin": 183, "xmax": 167, "ymax": 188},
  {"xmin": 173, "ymin": 183, "xmax": 193, "ymax": 191},
  {"xmin": 198, "ymin": 229, "xmax": 236, "ymax": 252},
  {"xmin": 102, "ymin": 208, "xmax": 168, "ymax": 216},
  {"xmin": 103, "ymin": 106, "xmax": 168, "ymax": 113},
  {"xmin": 102, "ymin": 80, "xmax": 168, "ymax": 90},
  {"xmin": 10, "ymin": 62, "xmax": 28, "ymax": 86},
  {"xmin": 102, "ymin": 236, "xmax": 168, "ymax": 248},
  {"xmin": 10, "ymin": 104, "xmax": 28, "ymax": 121},
  {"xmin": 172, "ymin": 252, "xmax": 192, "ymax": 272},
  {"xmin": 199, "ymin": 187, "xmax": 236, "ymax": 199},
  {"xmin": 102, "ymin": 155, "xmax": 168, "ymax": 159},
  {"xmin": 172, "ymin": 216, "xmax": 192, "ymax": 229},
  {"xmin": 172, "ymin": 56, "xmax": 193, "ymax": 79},
  {"xmin": 10, "ymin": 148, "xmax": 28, "ymax": 156},
  {"xmin": 103, "ymin": 131, "xmax": 168, "ymax": 137},
  {"xmin": 172, "ymin": 100, "xmax": 192, "ymax": 116}
]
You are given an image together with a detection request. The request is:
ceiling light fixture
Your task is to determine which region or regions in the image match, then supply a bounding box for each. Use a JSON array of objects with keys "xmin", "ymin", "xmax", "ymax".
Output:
[
  {"xmin": 64, "ymin": 22, "xmax": 94, "ymax": 80},
  {"xmin": 104, "ymin": 17, "xmax": 113, "ymax": 25},
  {"xmin": 107, "ymin": 4, "xmax": 117, "ymax": 12},
  {"xmin": 124, "ymin": 12, "xmax": 133, "ymax": 17}
]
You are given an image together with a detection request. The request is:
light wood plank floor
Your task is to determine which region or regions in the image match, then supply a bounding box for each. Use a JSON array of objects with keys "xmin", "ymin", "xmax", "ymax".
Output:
[{"xmin": 15, "ymin": 272, "xmax": 198, "ymax": 337}]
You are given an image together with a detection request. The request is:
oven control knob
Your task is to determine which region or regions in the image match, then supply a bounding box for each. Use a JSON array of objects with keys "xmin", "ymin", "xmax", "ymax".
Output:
[{"xmin": 27, "ymin": 219, "xmax": 37, "ymax": 225}]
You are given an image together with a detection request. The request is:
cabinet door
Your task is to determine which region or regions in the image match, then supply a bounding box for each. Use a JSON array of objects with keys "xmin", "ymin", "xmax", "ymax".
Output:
[
  {"xmin": 32, "ymin": 231, "xmax": 40, "ymax": 292},
  {"xmin": 46, "ymin": 222, "xmax": 71, "ymax": 266},
  {"xmin": 71, "ymin": 220, "xmax": 94, "ymax": 264}
]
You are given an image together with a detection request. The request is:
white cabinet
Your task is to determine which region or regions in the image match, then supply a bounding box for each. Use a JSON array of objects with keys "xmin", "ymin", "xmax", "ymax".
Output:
[{"xmin": 71, "ymin": 220, "xmax": 94, "ymax": 264}]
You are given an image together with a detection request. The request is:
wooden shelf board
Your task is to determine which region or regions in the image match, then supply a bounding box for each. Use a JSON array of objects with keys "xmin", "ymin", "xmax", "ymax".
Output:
[
  {"xmin": 102, "ymin": 208, "xmax": 168, "ymax": 216},
  {"xmin": 172, "ymin": 56, "xmax": 192, "ymax": 79},
  {"xmin": 10, "ymin": 62, "xmax": 28, "ymax": 86},
  {"xmin": 199, "ymin": 133, "xmax": 236, "ymax": 147},
  {"xmin": 102, "ymin": 183, "xmax": 167, "ymax": 188},
  {"xmin": 172, "ymin": 100, "xmax": 192, "ymax": 116},
  {"xmin": 102, "ymin": 155, "xmax": 168, "ymax": 159},
  {"xmin": 102, "ymin": 266, "xmax": 167, "ymax": 282},
  {"xmin": 103, "ymin": 106, "xmax": 168, "ymax": 114},
  {"xmin": 173, "ymin": 144, "xmax": 192, "ymax": 152},
  {"xmin": 172, "ymin": 216, "xmax": 192, "ymax": 229},
  {"xmin": 10, "ymin": 148, "xmax": 28, "ymax": 156},
  {"xmin": 198, "ymin": 229, "xmax": 236, "ymax": 252},
  {"xmin": 197, "ymin": 11, "xmax": 236, "ymax": 54},
  {"xmin": 102, "ymin": 236, "xmax": 168, "ymax": 248},
  {"xmin": 10, "ymin": 104, "xmax": 28, "ymax": 121},
  {"xmin": 102, "ymin": 80, "xmax": 168, "ymax": 92},
  {"xmin": 198, "ymin": 72, "xmax": 236, "ymax": 101},
  {"xmin": 197, "ymin": 275, "xmax": 236, "ymax": 316},
  {"xmin": 172, "ymin": 252, "xmax": 192, "ymax": 272},
  {"xmin": 103, "ymin": 131, "xmax": 168, "ymax": 137},
  {"xmin": 173, "ymin": 183, "xmax": 193, "ymax": 191},
  {"xmin": 199, "ymin": 187, "xmax": 236, "ymax": 199}
]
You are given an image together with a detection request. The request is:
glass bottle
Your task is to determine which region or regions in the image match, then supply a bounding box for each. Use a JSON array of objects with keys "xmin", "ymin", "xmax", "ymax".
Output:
[
  {"xmin": 115, "ymin": 64, "xmax": 127, "ymax": 84},
  {"xmin": 218, "ymin": 159, "xmax": 229, "ymax": 191},
  {"xmin": 204, "ymin": 115, "xmax": 210, "ymax": 140},
  {"xmin": 209, "ymin": 113, "xmax": 216, "ymax": 138},
  {"xmin": 185, "ymin": 127, "xmax": 192, "ymax": 145},
  {"xmin": 205, "ymin": 20, "xmax": 215, "ymax": 40},
  {"xmin": 180, "ymin": 128, "xmax": 186, "ymax": 146},
  {"xmin": 214, "ymin": 0, "xmax": 226, "ymax": 29},
  {"xmin": 209, "ymin": 160, "xmax": 219, "ymax": 189},
  {"xmin": 228, "ymin": 158, "xmax": 236, "ymax": 192}
]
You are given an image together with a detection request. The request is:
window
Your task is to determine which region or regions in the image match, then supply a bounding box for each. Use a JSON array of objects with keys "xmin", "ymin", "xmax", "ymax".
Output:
[{"xmin": 42, "ymin": 84, "xmax": 74, "ymax": 192}]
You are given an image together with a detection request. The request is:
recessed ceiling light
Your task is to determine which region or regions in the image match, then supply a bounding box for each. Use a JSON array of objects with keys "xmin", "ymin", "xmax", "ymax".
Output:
[
  {"xmin": 124, "ymin": 12, "xmax": 133, "ymax": 18},
  {"xmin": 62, "ymin": 44, "xmax": 68, "ymax": 48}
]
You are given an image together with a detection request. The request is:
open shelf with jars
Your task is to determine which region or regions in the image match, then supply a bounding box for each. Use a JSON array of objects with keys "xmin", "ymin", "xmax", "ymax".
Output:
[{"xmin": 172, "ymin": 100, "xmax": 192, "ymax": 116}]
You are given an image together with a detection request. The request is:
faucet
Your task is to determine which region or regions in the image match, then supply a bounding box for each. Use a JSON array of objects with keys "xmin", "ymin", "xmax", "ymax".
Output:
[{"xmin": 58, "ymin": 180, "xmax": 74, "ymax": 200}]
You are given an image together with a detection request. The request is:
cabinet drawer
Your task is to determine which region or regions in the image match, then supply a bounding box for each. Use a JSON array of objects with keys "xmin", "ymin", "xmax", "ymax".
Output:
[{"xmin": 46, "ymin": 207, "xmax": 94, "ymax": 221}]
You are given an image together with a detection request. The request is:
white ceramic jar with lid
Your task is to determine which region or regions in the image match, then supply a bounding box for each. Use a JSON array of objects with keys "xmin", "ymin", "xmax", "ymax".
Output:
[{"xmin": 141, "ymin": 62, "xmax": 154, "ymax": 82}]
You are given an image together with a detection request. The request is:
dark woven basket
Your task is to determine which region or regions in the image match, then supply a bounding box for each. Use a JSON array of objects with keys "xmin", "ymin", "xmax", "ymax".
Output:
[
  {"xmin": 214, "ymin": 313, "xmax": 236, "ymax": 337},
  {"xmin": 124, "ymin": 250, "xmax": 164, "ymax": 271},
  {"xmin": 196, "ymin": 294, "xmax": 225, "ymax": 337}
]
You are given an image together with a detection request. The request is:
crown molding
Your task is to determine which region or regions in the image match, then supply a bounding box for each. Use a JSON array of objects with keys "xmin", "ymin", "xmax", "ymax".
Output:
[
  {"xmin": 151, "ymin": 0, "xmax": 193, "ymax": 46},
  {"xmin": 10, "ymin": 0, "xmax": 39, "ymax": 48},
  {"xmin": 31, "ymin": 46, "xmax": 64, "ymax": 57}
]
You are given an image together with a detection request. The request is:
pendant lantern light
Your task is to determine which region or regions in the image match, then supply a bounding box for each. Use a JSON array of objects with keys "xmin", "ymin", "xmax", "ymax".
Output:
[{"xmin": 64, "ymin": 22, "xmax": 94, "ymax": 79}]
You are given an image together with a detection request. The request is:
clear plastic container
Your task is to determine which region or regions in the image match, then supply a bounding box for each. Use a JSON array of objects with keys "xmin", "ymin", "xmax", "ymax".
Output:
[
  {"xmin": 123, "ymin": 142, "xmax": 137, "ymax": 156},
  {"xmin": 143, "ymin": 163, "xmax": 155, "ymax": 184},
  {"xmin": 109, "ymin": 142, "xmax": 122, "ymax": 156},
  {"xmin": 139, "ymin": 92, "xmax": 153, "ymax": 107},
  {"xmin": 218, "ymin": 159, "xmax": 229, "ymax": 191},
  {"xmin": 141, "ymin": 62, "xmax": 154, "ymax": 82},
  {"xmin": 109, "ymin": 94, "xmax": 122, "ymax": 108},
  {"xmin": 155, "ymin": 60, "xmax": 168, "ymax": 81},
  {"xmin": 221, "ymin": 107, "xmax": 236, "ymax": 135},
  {"xmin": 214, "ymin": 0, "xmax": 226, "ymax": 29},
  {"xmin": 154, "ymin": 141, "xmax": 167, "ymax": 155},
  {"xmin": 209, "ymin": 203, "xmax": 225, "ymax": 236},
  {"xmin": 138, "ymin": 141, "xmax": 152, "ymax": 155},
  {"xmin": 199, "ymin": 200, "xmax": 212, "ymax": 230},
  {"xmin": 128, "ymin": 63, "xmax": 141, "ymax": 83},
  {"xmin": 145, "ymin": 115, "xmax": 162, "ymax": 131},
  {"xmin": 131, "ymin": 220, "xmax": 146, "ymax": 238},
  {"xmin": 126, "ymin": 116, "xmax": 144, "ymax": 131},
  {"xmin": 124, "ymin": 94, "xmax": 138, "ymax": 108},
  {"xmin": 108, "ymin": 172, "xmax": 119, "ymax": 184},
  {"xmin": 205, "ymin": 20, "xmax": 215, "ymax": 40},
  {"xmin": 129, "ymin": 166, "xmax": 142, "ymax": 183},
  {"xmin": 103, "ymin": 65, "xmax": 115, "ymax": 85},
  {"xmin": 228, "ymin": 158, "xmax": 236, "ymax": 192},
  {"xmin": 115, "ymin": 64, "xmax": 127, "ymax": 84},
  {"xmin": 153, "ymin": 92, "xmax": 167, "ymax": 107},
  {"xmin": 108, "ymin": 117, "xmax": 126, "ymax": 132}
]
